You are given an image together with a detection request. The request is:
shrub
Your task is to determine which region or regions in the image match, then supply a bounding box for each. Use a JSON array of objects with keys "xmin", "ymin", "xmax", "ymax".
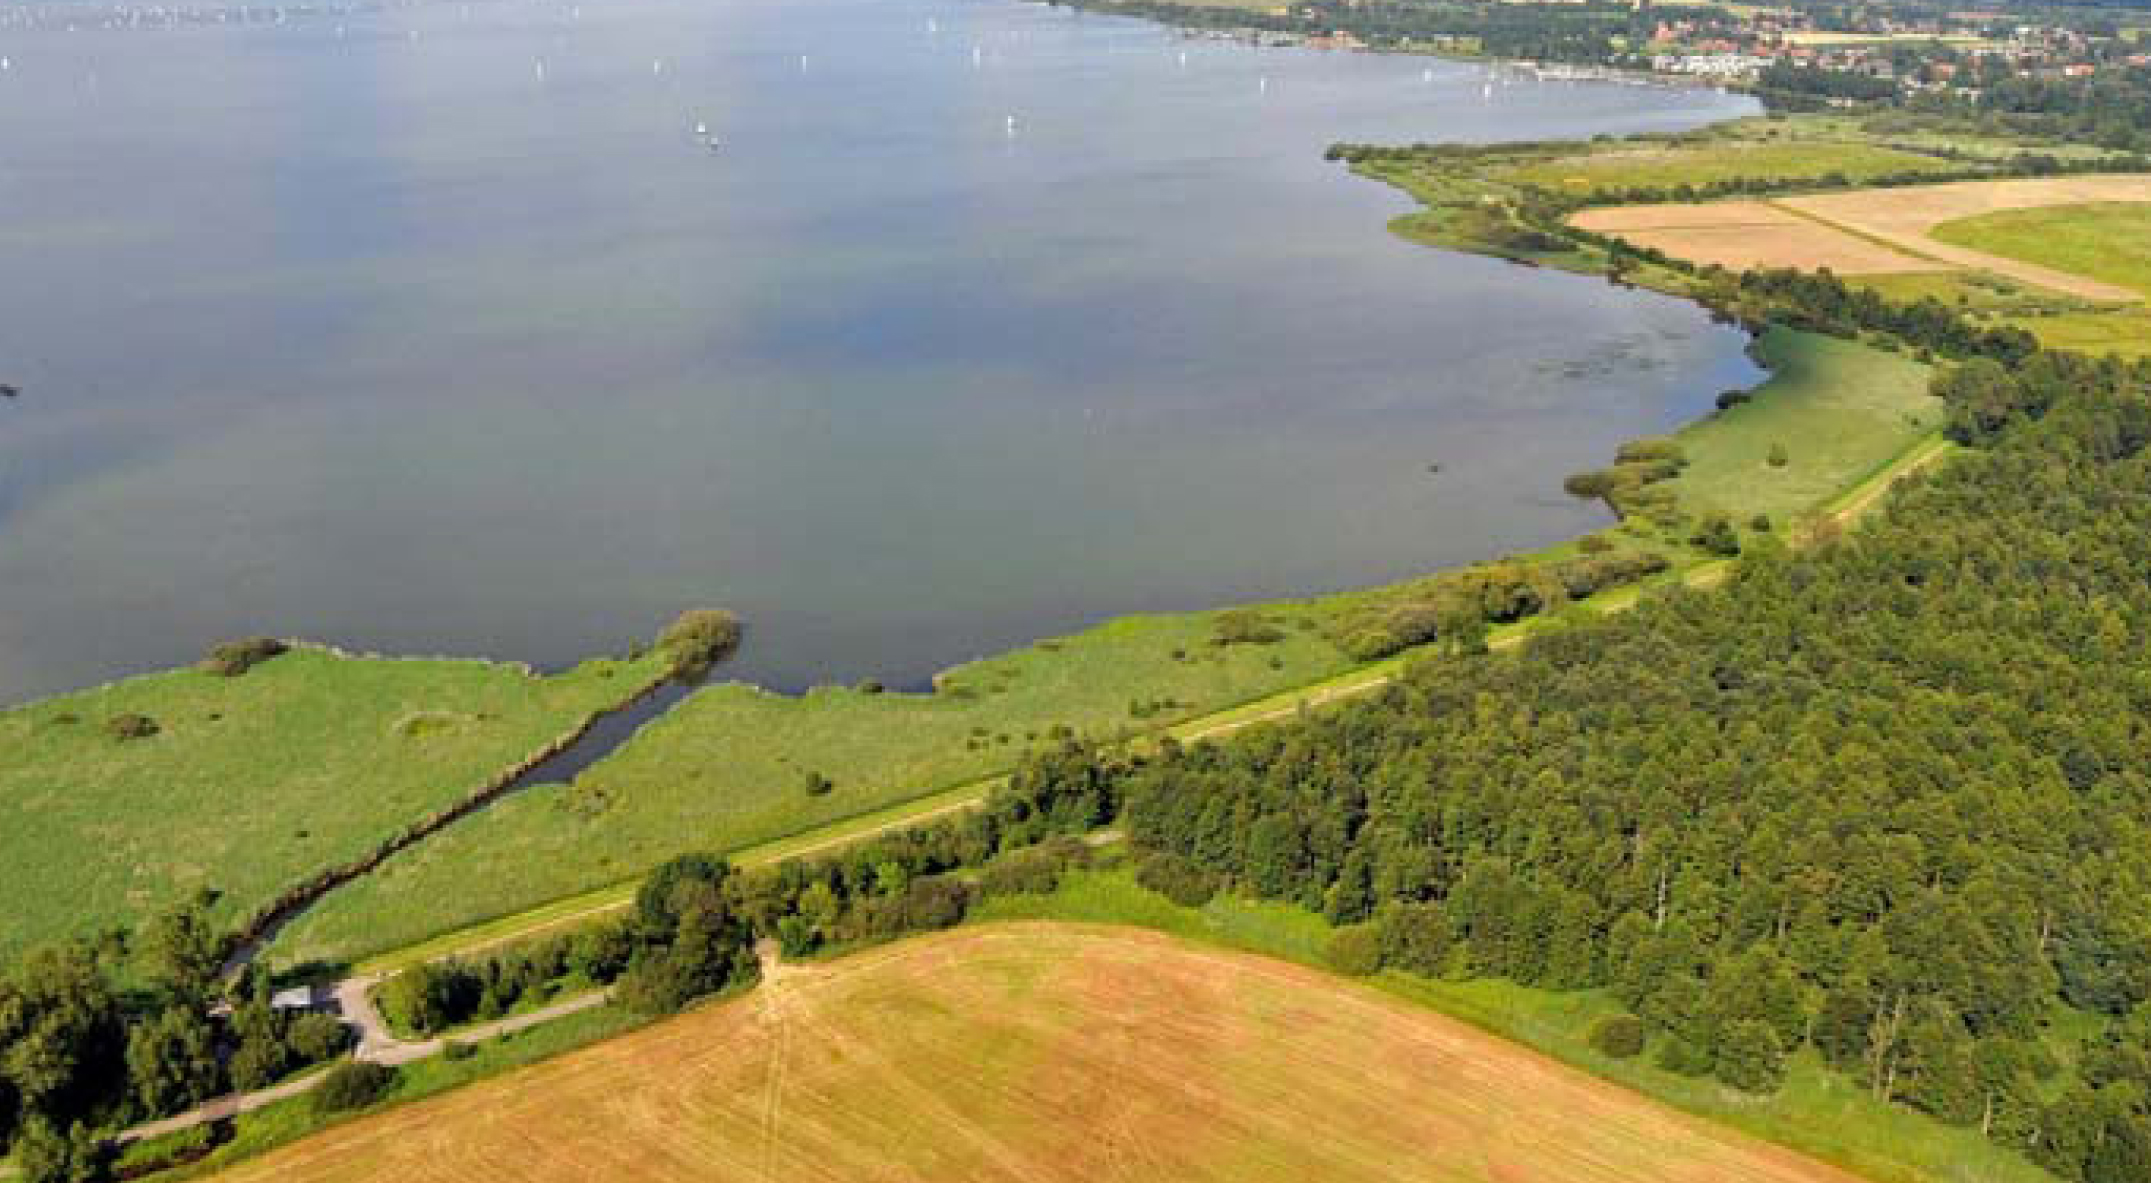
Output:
[
  {"xmin": 200, "ymin": 637, "xmax": 289, "ymax": 678},
  {"xmin": 227, "ymin": 1035, "xmax": 291, "ymax": 1092},
  {"xmin": 1654, "ymin": 1036, "xmax": 1715, "ymax": 1077},
  {"xmin": 1690, "ymin": 515, "xmax": 1741, "ymax": 557},
  {"xmin": 1588, "ymin": 1014, "xmax": 1648, "ymax": 1059},
  {"xmin": 1563, "ymin": 470, "xmax": 1620, "ymax": 499},
  {"xmin": 106, "ymin": 713, "xmax": 160, "ymax": 741},
  {"xmin": 1551, "ymin": 552, "xmax": 1669, "ymax": 601},
  {"xmin": 1615, "ymin": 436, "xmax": 1685, "ymax": 465},
  {"xmin": 312, "ymin": 1061, "xmax": 395, "ymax": 1115},
  {"xmin": 802, "ymin": 771, "xmax": 834, "ymax": 797},
  {"xmin": 1323, "ymin": 926, "xmax": 1383, "ymax": 977},
  {"xmin": 656, "ymin": 608, "xmax": 743, "ymax": 679},
  {"xmin": 1715, "ymin": 389, "xmax": 1753, "ymax": 410},
  {"xmin": 1212, "ymin": 609, "xmax": 1284, "ymax": 646},
  {"xmin": 13, "ymin": 1117, "xmax": 110, "ymax": 1183},
  {"xmin": 979, "ymin": 848, "xmax": 1067, "ymax": 897},
  {"xmin": 1714, "ymin": 1020, "xmax": 1788, "ymax": 1093},
  {"xmin": 286, "ymin": 1012, "xmax": 352, "ymax": 1064},
  {"xmin": 1135, "ymin": 853, "xmax": 1220, "ymax": 908},
  {"xmin": 1375, "ymin": 902, "xmax": 1451, "ymax": 975},
  {"xmin": 1767, "ymin": 441, "xmax": 1790, "ymax": 468},
  {"xmin": 1750, "ymin": 513, "xmax": 1773, "ymax": 532}
]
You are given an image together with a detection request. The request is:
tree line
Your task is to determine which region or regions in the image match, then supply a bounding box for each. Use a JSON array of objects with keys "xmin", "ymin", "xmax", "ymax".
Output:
[{"xmin": 1015, "ymin": 350, "xmax": 2151, "ymax": 1182}]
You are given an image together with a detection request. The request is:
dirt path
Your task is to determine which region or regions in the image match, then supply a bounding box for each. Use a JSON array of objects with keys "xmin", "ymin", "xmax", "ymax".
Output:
[{"xmin": 115, "ymin": 984, "xmax": 613, "ymax": 1147}]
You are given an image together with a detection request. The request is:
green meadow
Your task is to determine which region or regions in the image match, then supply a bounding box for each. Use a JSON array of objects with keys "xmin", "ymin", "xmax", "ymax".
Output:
[
  {"xmin": 1495, "ymin": 136, "xmax": 1955, "ymax": 196},
  {"xmin": 0, "ymin": 646, "xmax": 669, "ymax": 959},
  {"xmin": 1931, "ymin": 202, "xmax": 2151, "ymax": 301},
  {"xmin": 1650, "ymin": 329, "xmax": 1940, "ymax": 528},
  {"xmin": 264, "ymin": 603, "xmax": 1369, "ymax": 967},
  {"xmin": 1928, "ymin": 203, "xmax": 2151, "ymax": 358}
]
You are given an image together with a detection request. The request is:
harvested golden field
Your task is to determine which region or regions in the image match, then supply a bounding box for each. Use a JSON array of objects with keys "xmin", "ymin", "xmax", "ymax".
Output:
[
  {"xmin": 1779, "ymin": 176, "xmax": 2151, "ymax": 301},
  {"xmin": 1574, "ymin": 175, "xmax": 2151, "ymax": 302},
  {"xmin": 205, "ymin": 925, "xmax": 1864, "ymax": 1183},
  {"xmin": 1572, "ymin": 202, "xmax": 1938, "ymax": 275}
]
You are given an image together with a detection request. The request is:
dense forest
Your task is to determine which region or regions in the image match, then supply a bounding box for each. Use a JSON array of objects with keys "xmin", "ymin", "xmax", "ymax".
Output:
[{"xmin": 1067, "ymin": 353, "xmax": 2151, "ymax": 1181}]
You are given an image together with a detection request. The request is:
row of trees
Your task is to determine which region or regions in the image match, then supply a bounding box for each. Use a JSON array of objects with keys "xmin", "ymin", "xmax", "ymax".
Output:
[
  {"xmin": 378, "ymin": 740, "xmax": 1127, "ymax": 1036},
  {"xmin": 1027, "ymin": 352, "xmax": 2151, "ymax": 1181}
]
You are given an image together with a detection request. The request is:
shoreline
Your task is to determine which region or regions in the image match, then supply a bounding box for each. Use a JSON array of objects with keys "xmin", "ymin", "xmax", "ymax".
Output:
[{"xmin": 7, "ymin": 17, "xmax": 1927, "ymax": 985}]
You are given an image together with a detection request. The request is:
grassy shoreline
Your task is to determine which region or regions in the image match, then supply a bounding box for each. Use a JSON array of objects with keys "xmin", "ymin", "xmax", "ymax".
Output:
[
  {"xmin": 0, "ymin": 644, "xmax": 675, "ymax": 962},
  {"xmin": 13, "ymin": 112, "xmax": 1963, "ymax": 991},
  {"xmin": 334, "ymin": 333, "xmax": 1943, "ymax": 983}
]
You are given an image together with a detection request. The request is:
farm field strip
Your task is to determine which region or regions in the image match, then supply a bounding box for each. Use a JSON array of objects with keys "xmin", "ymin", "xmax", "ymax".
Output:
[
  {"xmin": 199, "ymin": 926, "xmax": 1869, "ymax": 1183},
  {"xmin": 1573, "ymin": 175, "xmax": 2151, "ymax": 304},
  {"xmin": 1575, "ymin": 201, "xmax": 1941, "ymax": 275}
]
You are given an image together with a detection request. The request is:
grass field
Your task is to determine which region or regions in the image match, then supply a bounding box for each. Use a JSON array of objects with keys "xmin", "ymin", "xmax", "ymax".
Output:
[
  {"xmin": 1497, "ymin": 139, "xmax": 1953, "ymax": 196},
  {"xmin": 265, "ymin": 603, "xmax": 1372, "ymax": 967},
  {"xmin": 196, "ymin": 925, "xmax": 1868, "ymax": 1183},
  {"xmin": 1930, "ymin": 201, "xmax": 2151, "ymax": 302},
  {"xmin": 0, "ymin": 646, "xmax": 669, "ymax": 959},
  {"xmin": 2007, "ymin": 307, "xmax": 2151, "ymax": 359},
  {"xmin": 1651, "ymin": 329, "xmax": 1940, "ymax": 528},
  {"xmin": 977, "ymin": 876, "xmax": 2060, "ymax": 1183},
  {"xmin": 1845, "ymin": 270, "xmax": 2087, "ymax": 316}
]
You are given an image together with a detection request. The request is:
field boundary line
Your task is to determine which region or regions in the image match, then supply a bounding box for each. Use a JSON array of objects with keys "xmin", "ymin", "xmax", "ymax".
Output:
[{"xmin": 1764, "ymin": 199, "xmax": 1957, "ymax": 270}]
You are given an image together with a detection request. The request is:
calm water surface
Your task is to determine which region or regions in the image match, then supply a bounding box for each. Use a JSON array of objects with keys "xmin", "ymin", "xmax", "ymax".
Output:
[{"xmin": 0, "ymin": 0, "xmax": 1760, "ymax": 703}]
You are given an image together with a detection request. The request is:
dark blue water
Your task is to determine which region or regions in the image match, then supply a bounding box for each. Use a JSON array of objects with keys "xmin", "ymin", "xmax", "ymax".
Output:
[{"xmin": 0, "ymin": 0, "xmax": 1760, "ymax": 704}]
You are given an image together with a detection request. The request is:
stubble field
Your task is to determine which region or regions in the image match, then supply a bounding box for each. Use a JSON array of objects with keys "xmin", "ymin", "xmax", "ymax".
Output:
[
  {"xmin": 1573, "ymin": 175, "xmax": 2151, "ymax": 304},
  {"xmin": 201, "ymin": 924, "xmax": 1866, "ymax": 1183}
]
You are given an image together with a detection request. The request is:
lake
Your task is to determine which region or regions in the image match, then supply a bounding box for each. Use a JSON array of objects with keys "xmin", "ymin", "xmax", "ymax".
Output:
[{"xmin": 0, "ymin": 0, "xmax": 1760, "ymax": 704}]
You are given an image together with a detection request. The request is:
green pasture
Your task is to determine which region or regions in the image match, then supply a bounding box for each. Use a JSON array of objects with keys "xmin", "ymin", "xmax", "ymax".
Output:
[
  {"xmin": 0, "ymin": 646, "xmax": 669, "ymax": 959},
  {"xmin": 1496, "ymin": 138, "xmax": 1955, "ymax": 196},
  {"xmin": 1931, "ymin": 201, "xmax": 2151, "ymax": 302},
  {"xmin": 1651, "ymin": 328, "xmax": 1939, "ymax": 528}
]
